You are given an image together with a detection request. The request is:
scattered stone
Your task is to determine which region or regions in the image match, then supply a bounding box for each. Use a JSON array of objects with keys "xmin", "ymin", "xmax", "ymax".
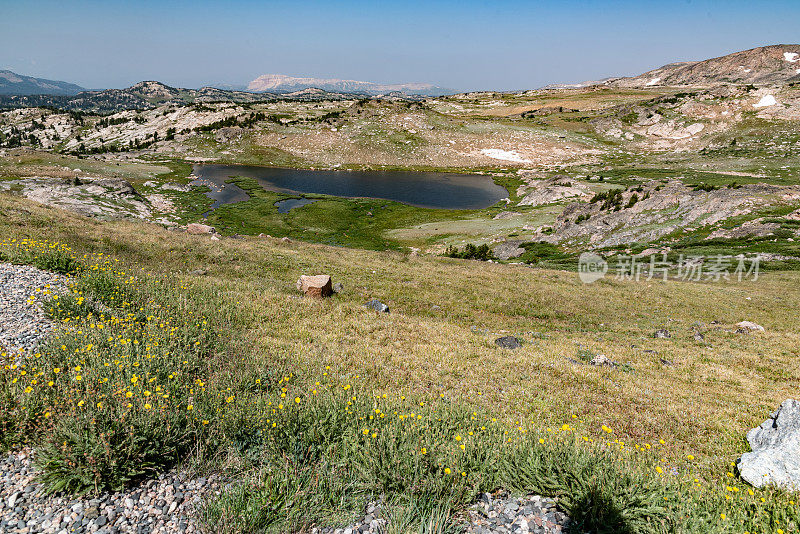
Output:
[
  {"xmin": 364, "ymin": 299, "xmax": 390, "ymax": 313},
  {"xmin": 186, "ymin": 223, "xmax": 215, "ymax": 235},
  {"xmin": 332, "ymin": 282, "xmax": 344, "ymax": 293},
  {"xmin": 296, "ymin": 275, "xmax": 333, "ymax": 298},
  {"xmin": 653, "ymin": 329, "xmax": 671, "ymax": 339},
  {"xmin": 738, "ymin": 399, "xmax": 800, "ymax": 491},
  {"xmin": 187, "ymin": 269, "xmax": 207, "ymax": 276},
  {"xmin": 660, "ymin": 358, "xmax": 673, "ymax": 366},
  {"xmin": 495, "ymin": 336, "xmax": 522, "ymax": 350},
  {"xmin": 589, "ymin": 354, "xmax": 615, "ymax": 367},
  {"xmin": 693, "ymin": 332, "xmax": 705, "ymax": 341},
  {"xmin": 281, "ymin": 237, "xmax": 292, "ymax": 243},
  {"xmin": 736, "ymin": 321, "xmax": 765, "ymax": 333}
]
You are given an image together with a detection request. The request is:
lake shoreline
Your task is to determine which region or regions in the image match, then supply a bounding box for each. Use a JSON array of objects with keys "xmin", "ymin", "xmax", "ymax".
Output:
[{"xmin": 190, "ymin": 163, "xmax": 509, "ymax": 212}]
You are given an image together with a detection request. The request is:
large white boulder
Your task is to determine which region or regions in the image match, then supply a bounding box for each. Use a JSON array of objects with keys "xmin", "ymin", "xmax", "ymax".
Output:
[{"xmin": 738, "ymin": 399, "xmax": 800, "ymax": 490}]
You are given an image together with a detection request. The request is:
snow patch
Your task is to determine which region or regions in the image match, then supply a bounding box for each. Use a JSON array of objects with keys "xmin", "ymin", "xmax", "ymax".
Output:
[
  {"xmin": 645, "ymin": 77, "xmax": 661, "ymax": 86},
  {"xmin": 753, "ymin": 95, "xmax": 777, "ymax": 108},
  {"xmin": 480, "ymin": 149, "xmax": 531, "ymax": 164},
  {"xmin": 784, "ymin": 52, "xmax": 799, "ymax": 63}
]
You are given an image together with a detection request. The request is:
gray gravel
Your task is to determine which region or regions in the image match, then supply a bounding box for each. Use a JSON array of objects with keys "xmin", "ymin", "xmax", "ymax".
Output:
[
  {"xmin": 310, "ymin": 493, "xmax": 573, "ymax": 534},
  {"xmin": 466, "ymin": 492, "xmax": 573, "ymax": 533},
  {"xmin": 0, "ymin": 263, "xmax": 66, "ymax": 359},
  {"xmin": 0, "ymin": 449, "xmax": 223, "ymax": 534}
]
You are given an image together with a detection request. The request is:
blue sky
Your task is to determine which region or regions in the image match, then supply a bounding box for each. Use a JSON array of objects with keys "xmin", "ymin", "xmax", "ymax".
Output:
[{"xmin": 2, "ymin": 0, "xmax": 799, "ymax": 91}]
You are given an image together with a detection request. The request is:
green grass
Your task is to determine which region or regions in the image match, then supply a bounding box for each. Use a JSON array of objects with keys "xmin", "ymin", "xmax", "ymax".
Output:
[
  {"xmin": 2, "ymin": 191, "xmax": 800, "ymax": 532},
  {"xmin": 1, "ymin": 253, "xmax": 794, "ymax": 532},
  {"xmin": 2, "ymin": 243, "xmax": 796, "ymax": 532}
]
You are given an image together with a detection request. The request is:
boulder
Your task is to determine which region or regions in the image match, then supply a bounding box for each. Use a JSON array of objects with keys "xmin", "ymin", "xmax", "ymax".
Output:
[
  {"xmin": 296, "ymin": 275, "xmax": 333, "ymax": 298},
  {"xmin": 736, "ymin": 321, "xmax": 765, "ymax": 333},
  {"xmin": 187, "ymin": 223, "xmax": 216, "ymax": 235},
  {"xmin": 495, "ymin": 336, "xmax": 522, "ymax": 350},
  {"xmin": 738, "ymin": 399, "xmax": 800, "ymax": 490},
  {"xmin": 91, "ymin": 178, "xmax": 138, "ymax": 197},
  {"xmin": 492, "ymin": 241, "xmax": 525, "ymax": 261},
  {"xmin": 653, "ymin": 329, "xmax": 671, "ymax": 339},
  {"xmin": 365, "ymin": 299, "xmax": 390, "ymax": 313}
]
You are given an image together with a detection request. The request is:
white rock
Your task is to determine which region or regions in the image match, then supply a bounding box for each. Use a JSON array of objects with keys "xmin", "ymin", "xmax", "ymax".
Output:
[
  {"xmin": 739, "ymin": 399, "xmax": 800, "ymax": 490},
  {"xmin": 736, "ymin": 321, "xmax": 764, "ymax": 332},
  {"xmin": 754, "ymin": 95, "xmax": 777, "ymax": 108}
]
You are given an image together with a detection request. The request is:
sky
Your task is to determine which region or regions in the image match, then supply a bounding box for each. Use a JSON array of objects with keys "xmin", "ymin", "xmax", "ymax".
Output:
[{"xmin": 2, "ymin": 0, "xmax": 799, "ymax": 92}]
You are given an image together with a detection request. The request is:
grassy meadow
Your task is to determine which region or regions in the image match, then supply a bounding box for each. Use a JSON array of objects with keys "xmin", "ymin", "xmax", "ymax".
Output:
[{"xmin": 1, "ymin": 194, "xmax": 799, "ymax": 532}]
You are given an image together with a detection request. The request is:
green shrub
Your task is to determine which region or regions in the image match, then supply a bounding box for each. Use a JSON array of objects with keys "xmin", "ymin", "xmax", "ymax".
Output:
[
  {"xmin": 445, "ymin": 244, "xmax": 495, "ymax": 261},
  {"xmin": 503, "ymin": 434, "xmax": 672, "ymax": 533}
]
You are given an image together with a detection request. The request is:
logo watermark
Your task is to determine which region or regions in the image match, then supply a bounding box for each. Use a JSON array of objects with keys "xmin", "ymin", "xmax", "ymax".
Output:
[
  {"xmin": 578, "ymin": 253, "xmax": 760, "ymax": 284},
  {"xmin": 578, "ymin": 252, "xmax": 608, "ymax": 284}
]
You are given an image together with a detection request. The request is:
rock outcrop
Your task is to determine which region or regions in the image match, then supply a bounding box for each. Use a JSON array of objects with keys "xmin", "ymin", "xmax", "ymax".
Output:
[
  {"xmin": 492, "ymin": 241, "xmax": 525, "ymax": 261},
  {"xmin": 537, "ymin": 181, "xmax": 800, "ymax": 249},
  {"xmin": 738, "ymin": 399, "xmax": 800, "ymax": 490},
  {"xmin": 516, "ymin": 176, "xmax": 592, "ymax": 207},
  {"xmin": 186, "ymin": 223, "xmax": 216, "ymax": 235},
  {"xmin": 0, "ymin": 177, "xmax": 175, "ymax": 223}
]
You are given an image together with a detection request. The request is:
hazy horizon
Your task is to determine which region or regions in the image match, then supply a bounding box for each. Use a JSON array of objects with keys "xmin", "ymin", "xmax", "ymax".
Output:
[{"xmin": 2, "ymin": 0, "xmax": 800, "ymax": 92}]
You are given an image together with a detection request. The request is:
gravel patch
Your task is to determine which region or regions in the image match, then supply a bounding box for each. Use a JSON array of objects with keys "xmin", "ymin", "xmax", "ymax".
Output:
[
  {"xmin": 0, "ymin": 263, "xmax": 66, "ymax": 360},
  {"xmin": 0, "ymin": 450, "xmax": 223, "ymax": 534},
  {"xmin": 465, "ymin": 492, "xmax": 573, "ymax": 533},
  {"xmin": 310, "ymin": 493, "xmax": 573, "ymax": 534}
]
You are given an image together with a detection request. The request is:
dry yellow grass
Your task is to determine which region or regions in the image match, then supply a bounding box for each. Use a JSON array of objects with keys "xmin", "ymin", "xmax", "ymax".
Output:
[{"xmin": 2, "ymin": 194, "xmax": 797, "ymax": 471}]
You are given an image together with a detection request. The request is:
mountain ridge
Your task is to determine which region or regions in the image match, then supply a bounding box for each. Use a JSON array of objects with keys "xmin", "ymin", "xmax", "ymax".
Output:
[
  {"xmin": 247, "ymin": 73, "xmax": 455, "ymax": 96},
  {"xmin": 0, "ymin": 70, "xmax": 85, "ymax": 96},
  {"xmin": 612, "ymin": 44, "xmax": 800, "ymax": 88}
]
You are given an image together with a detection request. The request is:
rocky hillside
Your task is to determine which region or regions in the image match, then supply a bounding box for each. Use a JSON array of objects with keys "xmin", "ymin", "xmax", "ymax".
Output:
[
  {"xmin": 613, "ymin": 44, "xmax": 800, "ymax": 88},
  {"xmin": 0, "ymin": 70, "xmax": 85, "ymax": 96},
  {"xmin": 248, "ymin": 73, "xmax": 454, "ymax": 96},
  {"xmin": 0, "ymin": 81, "xmax": 355, "ymax": 113}
]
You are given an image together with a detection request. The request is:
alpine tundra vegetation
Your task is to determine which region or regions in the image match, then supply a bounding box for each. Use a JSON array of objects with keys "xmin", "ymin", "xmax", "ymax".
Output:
[{"xmin": 1, "ymin": 3, "xmax": 800, "ymax": 532}]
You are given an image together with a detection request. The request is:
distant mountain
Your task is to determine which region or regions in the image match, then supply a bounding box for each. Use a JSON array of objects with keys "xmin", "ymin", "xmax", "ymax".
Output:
[
  {"xmin": 0, "ymin": 70, "xmax": 85, "ymax": 96},
  {"xmin": 611, "ymin": 44, "xmax": 800, "ymax": 88},
  {"xmin": 205, "ymin": 82, "xmax": 249, "ymax": 92},
  {"xmin": 0, "ymin": 80, "xmax": 357, "ymax": 113},
  {"xmin": 539, "ymin": 78, "xmax": 616, "ymax": 90},
  {"xmin": 248, "ymin": 74, "xmax": 455, "ymax": 97}
]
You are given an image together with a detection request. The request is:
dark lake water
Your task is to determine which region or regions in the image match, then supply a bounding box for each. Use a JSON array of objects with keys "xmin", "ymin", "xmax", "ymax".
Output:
[
  {"xmin": 274, "ymin": 198, "xmax": 320, "ymax": 213},
  {"xmin": 190, "ymin": 164, "xmax": 508, "ymax": 211}
]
